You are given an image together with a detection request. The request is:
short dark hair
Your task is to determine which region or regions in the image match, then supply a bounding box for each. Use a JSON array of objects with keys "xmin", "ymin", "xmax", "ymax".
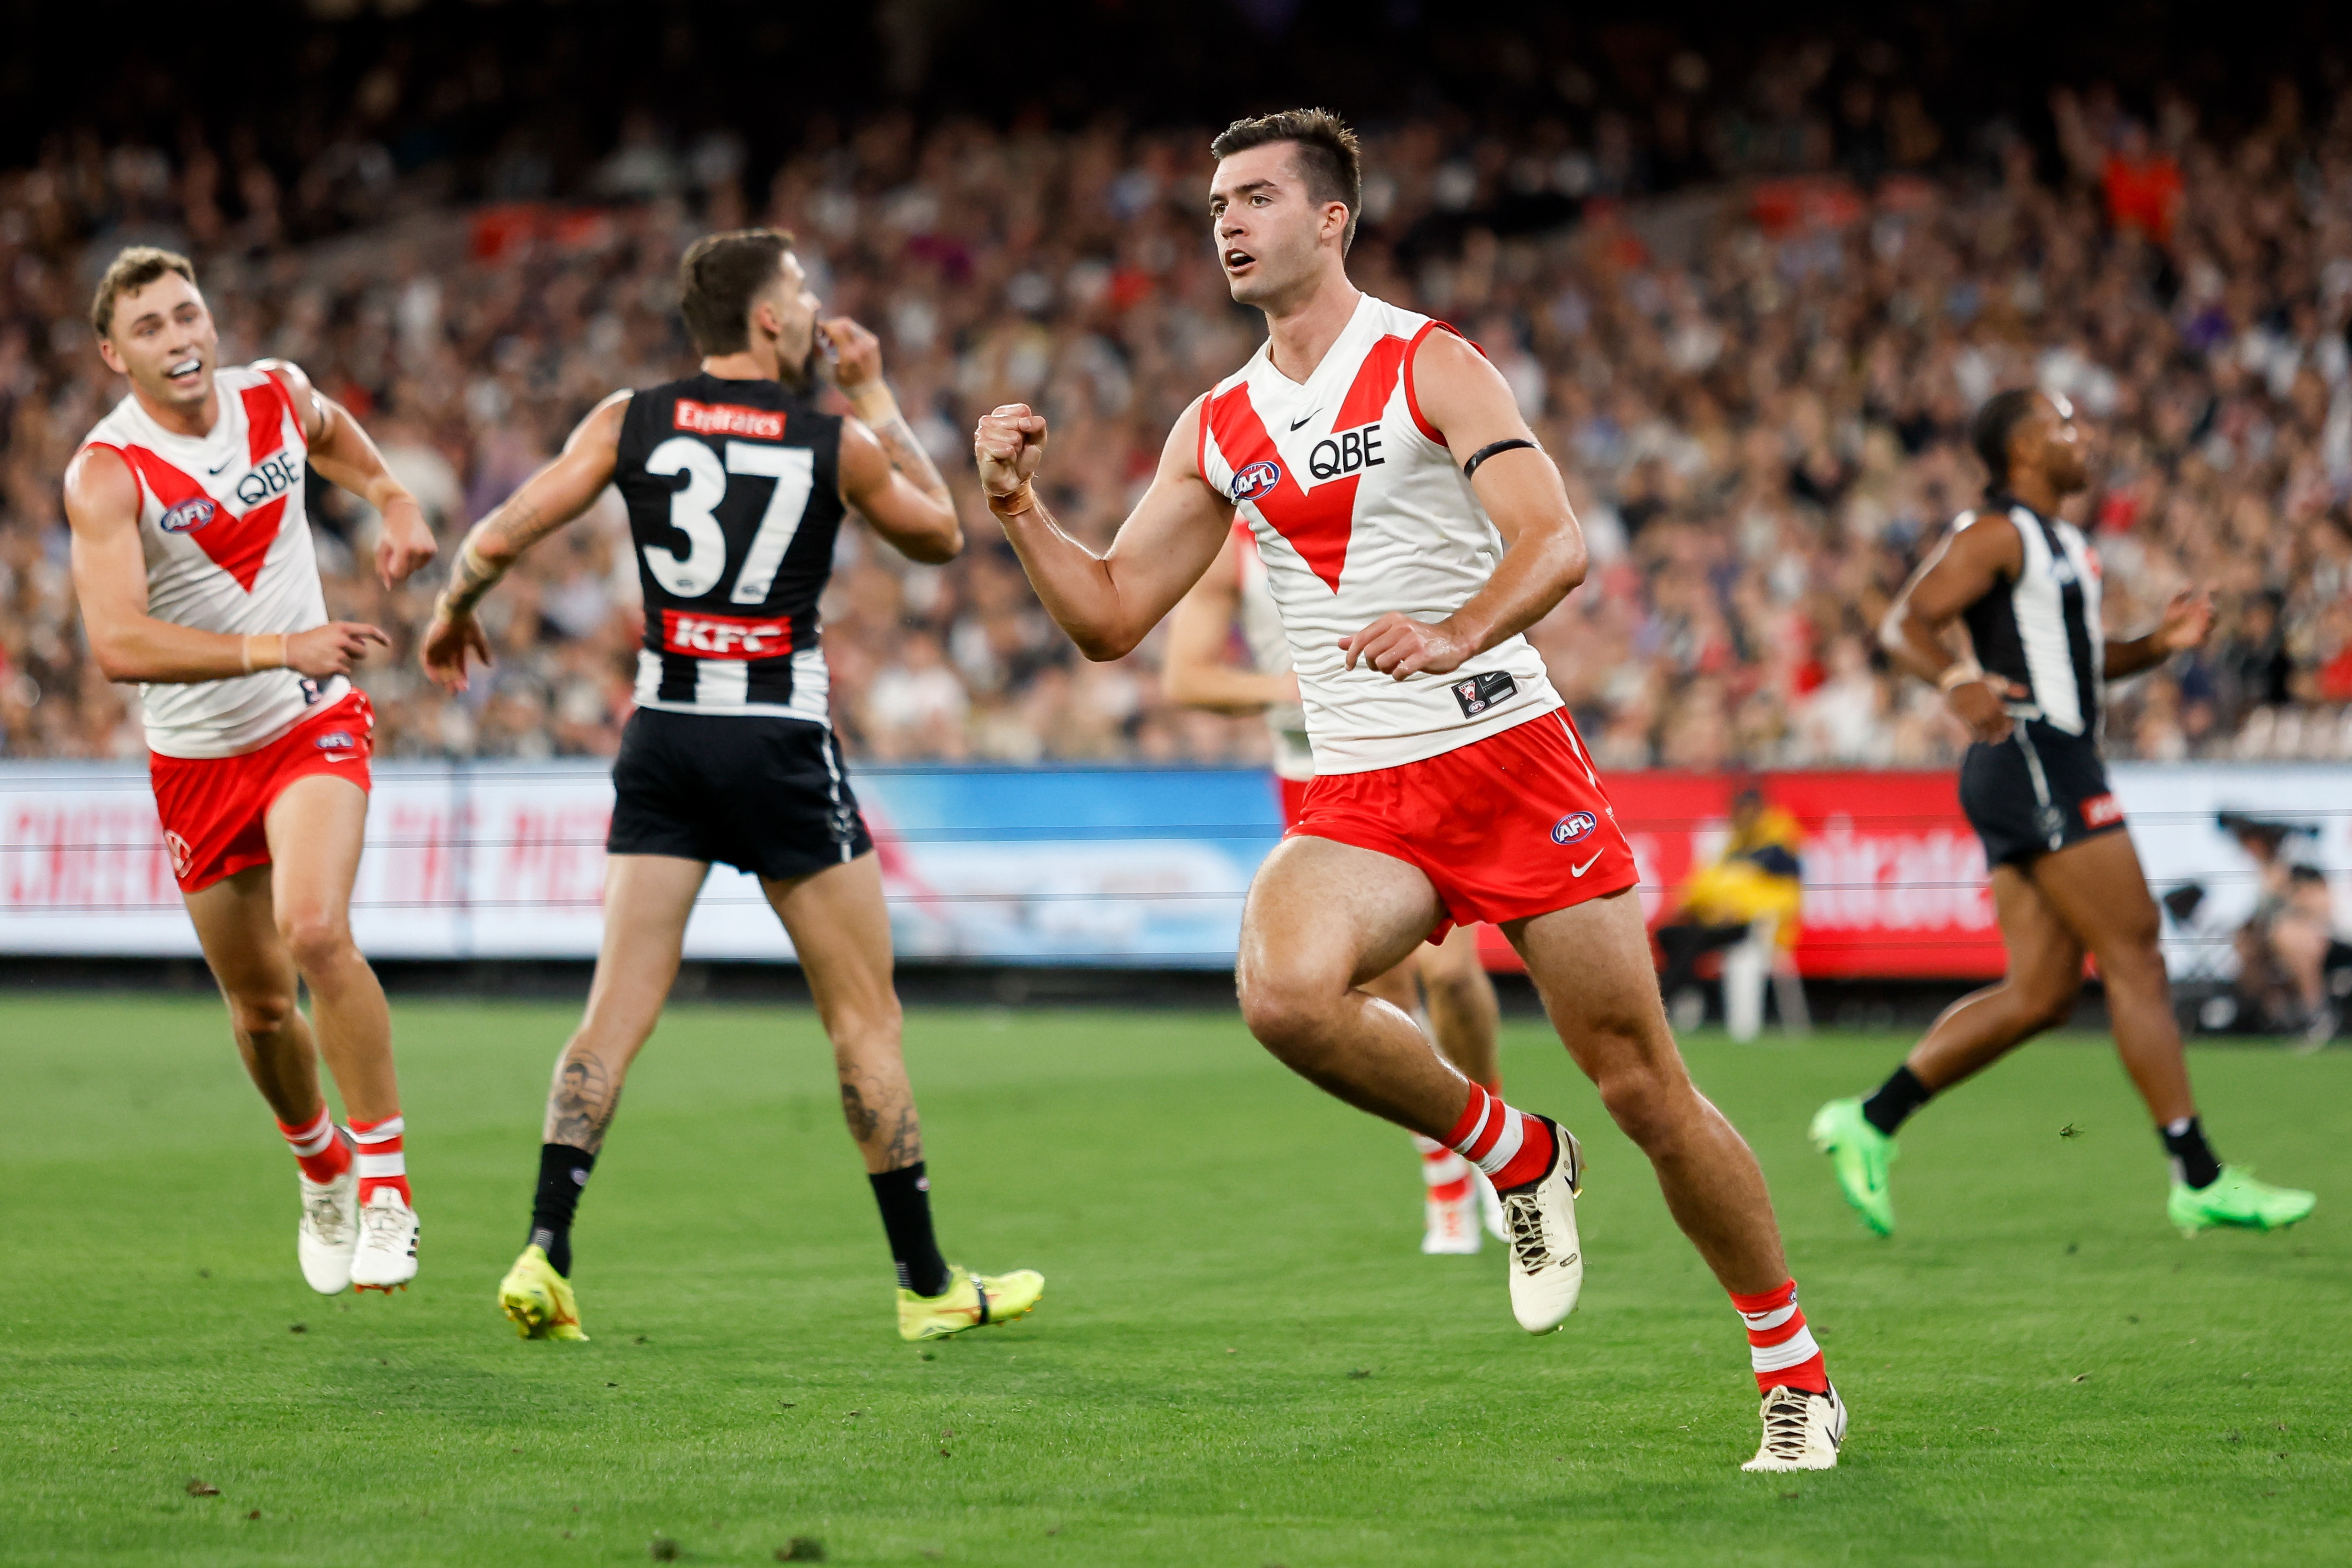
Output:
[
  {"xmin": 1210, "ymin": 108, "xmax": 1363, "ymax": 252},
  {"xmin": 677, "ymin": 228, "xmax": 797, "ymax": 355},
  {"xmin": 1971, "ymin": 388, "xmax": 2043, "ymax": 497},
  {"xmin": 91, "ymin": 246, "xmax": 197, "ymax": 337}
]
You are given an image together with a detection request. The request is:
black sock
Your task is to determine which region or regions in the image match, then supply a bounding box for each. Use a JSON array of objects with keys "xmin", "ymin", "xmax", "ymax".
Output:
[
  {"xmin": 529, "ymin": 1143, "xmax": 597, "ymax": 1277},
  {"xmin": 869, "ymin": 1162, "xmax": 950, "ymax": 1297},
  {"xmin": 2161, "ymin": 1117, "xmax": 2221, "ymax": 1189},
  {"xmin": 1860, "ymin": 1065, "xmax": 1933, "ymax": 1138}
]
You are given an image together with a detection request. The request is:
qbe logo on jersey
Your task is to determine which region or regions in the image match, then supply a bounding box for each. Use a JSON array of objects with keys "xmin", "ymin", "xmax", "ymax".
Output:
[{"xmin": 1550, "ymin": 811, "xmax": 1597, "ymax": 845}]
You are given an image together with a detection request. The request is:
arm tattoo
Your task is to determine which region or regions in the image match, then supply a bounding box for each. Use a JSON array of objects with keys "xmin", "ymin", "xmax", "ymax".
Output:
[
  {"xmin": 871, "ymin": 414, "xmax": 953, "ymax": 508},
  {"xmin": 439, "ymin": 497, "xmax": 570, "ymax": 616},
  {"xmin": 548, "ymin": 1054, "xmax": 623, "ymax": 1154}
]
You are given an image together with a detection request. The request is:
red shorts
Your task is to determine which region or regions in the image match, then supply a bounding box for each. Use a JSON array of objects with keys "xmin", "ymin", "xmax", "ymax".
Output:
[
  {"xmin": 1288, "ymin": 708, "xmax": 1639, "ymax": 939},
  {"xmin": 1274, "ymin": 774, "xmax": 1311, "ymax": 829},
  {"xmin": 149, "ymin": 691, "xmax": 376, "ymax": 893}
]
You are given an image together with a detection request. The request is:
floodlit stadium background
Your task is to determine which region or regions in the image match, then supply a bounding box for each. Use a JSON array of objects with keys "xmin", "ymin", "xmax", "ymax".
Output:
[{"xmin": 1, "ymin": 1, "xmax": 2345, "ymax": 1019}]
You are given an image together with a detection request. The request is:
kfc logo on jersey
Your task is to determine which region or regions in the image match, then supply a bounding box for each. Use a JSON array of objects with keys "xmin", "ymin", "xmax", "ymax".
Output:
[
  {"xmin": 2081, "ymin": 792, "xmax": 2124, "ymax": 828},
  {"xmin": 661, "ymin": 608, "xmax": 793, "ymax": 658},
  {"xmin": 674, "ymin": 399, "xmax": 786, "ymax": 440},
  {"xmin": 1551, "ymin": 811, "xmax": 1598, "ymax": 845},
  {"xmin": 1231, "ymin": 459, "xmax": 1282, "ymax": 502},
  {"xmin": 159, "ymin": 497, "xmax": 218, "ymax": 534},
  {"xmin": 235, "ymin": 452, "xmax": 302, "ymax": 508}
]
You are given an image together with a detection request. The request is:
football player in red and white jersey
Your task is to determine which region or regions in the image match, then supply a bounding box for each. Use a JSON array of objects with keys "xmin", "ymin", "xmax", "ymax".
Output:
[
  {"xmin": 63, "ymin": 248, "xmax": 438, "ymax": 1295},
  {"xmin": 979, "ymin": 111, "xmax": 1845, "ymax": 1470},
  {"xmin": 1165, "ymin": 522, "xmax": 1509, "ymax": 1255}
]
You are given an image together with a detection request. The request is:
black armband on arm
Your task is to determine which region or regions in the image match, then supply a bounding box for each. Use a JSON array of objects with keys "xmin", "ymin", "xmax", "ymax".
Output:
[{"xmin": 1462, "ymin": 438, "xmax": 1538, "ymax": 480}]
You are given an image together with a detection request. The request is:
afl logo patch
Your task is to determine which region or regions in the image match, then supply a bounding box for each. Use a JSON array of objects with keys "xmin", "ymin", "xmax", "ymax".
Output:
[
  {"xmin": 1550, "ymin": 811, "xmax": 1597, "ymax": 845},
  {"xmin": 159, "ymin": 498, "xmax": 217, "ymax": 534},
  {"xmin": 1231, "ymin": 459, "xmax": 1282, "ymax": 502},
  {"xmin": 316, "ymin": 730, "xmax": 355, "ymax": 751}
]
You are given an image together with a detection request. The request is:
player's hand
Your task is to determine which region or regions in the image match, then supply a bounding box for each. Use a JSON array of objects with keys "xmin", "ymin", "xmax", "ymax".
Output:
[
  {"xmin": 1946, "ymin": 677, "xmax": 2027, "ymax": 744},
  {"xmin": 2155, "ymin": 588, "xmax": 2215, "ymax": 653},
  {"xmin": 374, "ymin": 491, "xmax": 438, "ymax": 588},
  {"xmin": 817, "ymin": 316, "xmax": 884, "ymax": 392},
  {"xmin": 974, "ymin": 404, "xmax": 1048, "ymax": 498},
  {"xmin": 1338, "ymin": 613, "xmax": 1472, "ymax": 680},
  {"xmin": 419, "ymin": 608, "xmax": 493, "ymax": 693},
  {"xmin": 287, "ymin": 622, "xmax": 391, "ymax": 679}
]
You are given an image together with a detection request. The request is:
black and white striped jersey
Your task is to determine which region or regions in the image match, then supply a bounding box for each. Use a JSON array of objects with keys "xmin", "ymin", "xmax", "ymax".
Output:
[
  {"xmin": 614, "ymin": 373, "xmax": 844, "ymax": 723},
  {"xmin": 1955, "ymin": 500, "xmax": 2106, "ymax": 737}
]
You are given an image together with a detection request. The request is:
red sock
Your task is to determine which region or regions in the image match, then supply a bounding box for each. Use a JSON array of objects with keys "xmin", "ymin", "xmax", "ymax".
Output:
[
  {"xmin": 1411, "ymin": 1135, "xmax": 1472, "ymax": 1202},
  {"xmin": 1731, "ymin": 1279, "xmax": 1828, "ymax": 1395},
  {"xmin": 349, "ymin": 1112, "xmax": 411, "ymax": 1206},
  {"xmin": 277, "ymin": 1105, "xmax": 351, "ymax": 1185},
  {"xmin": 1442, "ymin": 1082, "xmax": 1556, "ymax": 1191}
]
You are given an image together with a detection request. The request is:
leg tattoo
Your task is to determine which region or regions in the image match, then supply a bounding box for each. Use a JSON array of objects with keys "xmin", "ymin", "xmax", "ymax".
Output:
[
  {"xmin": 839, "ymin": 1080, "xmax": 883, "ymax": 1144},
  {"xmin": 548, "ymin": 1054, "xmax": 623, "ymax": 1154}
]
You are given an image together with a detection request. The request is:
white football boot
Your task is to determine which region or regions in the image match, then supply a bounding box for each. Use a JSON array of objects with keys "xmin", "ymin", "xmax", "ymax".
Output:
[
  {"xmin": 296, "ymin": 1147, "xmax": 360, "ymax": 1295},
  {"xmin": 1421, "ymin": 1186, "xmax": 1481, "ymax": 1254},
  {"xmin": 1742, "ymin": 1384, "xmax": 1847, "ymax": 1472},
  {"xmin": 350, "ymin": 1185, "xmax": 420, "ymax": 1292},
  {"xmin": 1472, "ymin": 1165, "xmax": 1508, "ymax": 1242},
  {"xmin": 1498, "ymin": 1116, "xmax": 1584, "ymax": 1333}
]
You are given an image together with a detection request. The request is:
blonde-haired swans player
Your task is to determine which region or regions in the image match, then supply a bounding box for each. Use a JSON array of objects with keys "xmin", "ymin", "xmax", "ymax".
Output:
[
  {"xmin": 978, "ymin": 110, "xmax": 1845, "ymax": 1470},
  {"xmin": 64, "ymin": 247, "xmax": 438, "ymax": 1294}
]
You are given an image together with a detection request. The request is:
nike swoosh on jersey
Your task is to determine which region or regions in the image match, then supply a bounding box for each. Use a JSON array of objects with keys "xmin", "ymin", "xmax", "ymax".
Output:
[
  {"xmin": 1571, "ymin": 853, "xmax": 1601, "ymax": 876},
  {"xmin": 1288, "ymin": 410, "xmax": 1320, "ymax": 430}
]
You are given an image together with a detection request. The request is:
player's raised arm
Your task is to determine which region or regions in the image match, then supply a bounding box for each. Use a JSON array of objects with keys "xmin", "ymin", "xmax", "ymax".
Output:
[
  {"xmin": 1162, "ymin": 529, "xmax": 1298, "ymax": 712},
  {"xmin": 421, "ymin": 390, "xmax": 631, "ymax": 691},
  {"xmin": 253, "ymin": 357, "xmax": 436, "ymax": 588},
  {"xmin": 1338, "ymin": 329, "xmax": 1588, "ymax": 682},
  {"xmin": 975, "ymin": 396, "xmax": 1235, "ymax": 661},
  {"xmin": 823, "ymin": 317, "xmax": 961, "ymax": 565},
  {"xmin": 1878, "ymin": 516, "xmax": 2027, "ymax": 743},
  {"xmin": 65, "ymin": 444, "xmax": 387, "ymax": 684}
]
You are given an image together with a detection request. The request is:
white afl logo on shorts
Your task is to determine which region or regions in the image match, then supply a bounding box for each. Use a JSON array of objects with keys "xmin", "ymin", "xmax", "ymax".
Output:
[
  {"xmin": 1231, "ymin": 459, "xmax": 1281, "ymax": 502},
  {"xmin": 1551, "ymin": 811, "xmax": 1597, "ymax": 844}
]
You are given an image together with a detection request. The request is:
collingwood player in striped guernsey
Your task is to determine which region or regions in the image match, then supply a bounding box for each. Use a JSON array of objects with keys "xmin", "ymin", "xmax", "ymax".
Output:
[
  {"xmin": 1810, "ymin": 389, "xmax": 2314, "ymax": 1241},
  {"xmin": 421, "ymin": 229, "xmax": 1042, "ymax": 1344}
]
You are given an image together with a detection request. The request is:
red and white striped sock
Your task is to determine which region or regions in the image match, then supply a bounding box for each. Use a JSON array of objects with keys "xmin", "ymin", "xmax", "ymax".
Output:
[
  {"xmin": 1731, "ymin": 1278, "xmax": 1828, "ymax": 1395},
  {"xmin": 1442, "ymin": 1081, "xmax": 1556, "ymax": 1191},
  {"xmin": 349, "ymin": 1112, "xmax": 411, "ymax": 1207},
  {"xmin": 1411, "ymin": 1135, "xmax": 1473, "ymax": 1203},
  {"xmin": 276, "ymin": 1104, "xmax": 351, "ymax": 1186}
]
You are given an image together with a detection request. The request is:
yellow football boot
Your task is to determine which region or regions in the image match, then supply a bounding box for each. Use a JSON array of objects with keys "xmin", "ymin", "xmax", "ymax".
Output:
[
  {"xmin": 498, "ymin": 1245, "xmax": 588, "ymax": 1341},
  {"xmin": 897, "ymin": 1264, "xmax": 1044, "ymax": 1342}
]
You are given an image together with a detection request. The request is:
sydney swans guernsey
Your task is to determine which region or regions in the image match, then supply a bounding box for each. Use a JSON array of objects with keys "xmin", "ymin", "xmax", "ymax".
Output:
[{"xmin": 1197, "ymin": 294, "xmax": 1560, "ymax": 772}]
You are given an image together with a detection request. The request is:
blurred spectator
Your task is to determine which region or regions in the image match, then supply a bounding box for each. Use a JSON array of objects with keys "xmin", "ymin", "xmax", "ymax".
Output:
[
  {"xmin": 3, "ymin": 48, "xmax": 2352, "ymax": 770},
  {"xmin": 1655, "ymin": 786, "xmax": 1805, "ymax": 1023}
]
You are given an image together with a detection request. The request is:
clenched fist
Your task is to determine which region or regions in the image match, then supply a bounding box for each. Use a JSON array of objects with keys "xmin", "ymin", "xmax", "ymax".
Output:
[{"xmin": 974, "ymin": 404, "xmax": 1049, "ymax": 499}]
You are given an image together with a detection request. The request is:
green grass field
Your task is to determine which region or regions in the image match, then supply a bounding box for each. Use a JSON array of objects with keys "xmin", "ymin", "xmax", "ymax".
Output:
[{"xmin": 2, "ymin": 995, "xmax": 2346, "ymax": 1566}]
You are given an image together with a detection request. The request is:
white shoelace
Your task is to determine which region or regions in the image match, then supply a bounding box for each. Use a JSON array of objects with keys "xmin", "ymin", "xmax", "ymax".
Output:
[
  {"xmin": 358, "ymin": 1196, "xmax": 413, "ymax": 1251},
  {"xmin": 303, "ymin": 1189, "xmax": 355, "ymax": 1245},
  {"xmin": 1758, "ymin": 1393, "xmax": 1814, "ymax": 1461}
]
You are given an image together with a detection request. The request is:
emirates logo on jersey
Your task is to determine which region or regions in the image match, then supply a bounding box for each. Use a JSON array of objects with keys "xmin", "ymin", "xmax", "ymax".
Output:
[
  {"xmin": 674, "ymin": 399, "xmax": 785, "ymax": 440},
  {"xmin": 1230, "ymin": 459, "xmax": 1282, "ymax": 502},
  {"xmin": 159, "ymin": 497, "xmax": 217, "ymax": 533},
  {"xmin": 661, "ymin": 609, "xmax": 793, "ymax": 658}
]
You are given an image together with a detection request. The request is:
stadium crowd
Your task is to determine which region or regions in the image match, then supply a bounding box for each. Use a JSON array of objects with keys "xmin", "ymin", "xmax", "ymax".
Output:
[{"xmin": 4, "ymin": 64, "xmax": 2352, "ymax": 769}]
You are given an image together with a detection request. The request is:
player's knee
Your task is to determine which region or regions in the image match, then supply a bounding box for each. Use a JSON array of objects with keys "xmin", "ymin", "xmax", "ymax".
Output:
[
  {"xmin": 224, "ymin": 986, "xmax": 298, "ymax": 1039},
  {"xmin": 1237, "ymin": 967, "xmax": 1341, "ymax": 1065},
  {"xmin": 1590, "ymin": 1050, "xmax": 1691, "ymax": 1152},
  {"xmin": 2018, "ymin": 981, "xmax": 2081, "ymax": 1035},
  {"xmin": 276, "ymin": 906, "xmax": 355, "ymax": 974}
]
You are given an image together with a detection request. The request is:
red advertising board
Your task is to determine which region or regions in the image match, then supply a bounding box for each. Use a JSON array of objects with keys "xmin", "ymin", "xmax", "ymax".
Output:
[{"xmin": 1477, "ymin": 770, "xmax": 2007, "ymax": 980}]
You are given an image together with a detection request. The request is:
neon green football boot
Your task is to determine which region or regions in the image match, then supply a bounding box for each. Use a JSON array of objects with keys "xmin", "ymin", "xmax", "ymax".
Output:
[
  {"xmin": 498, "ymin": 1245, "xmax": 588, "ymax": 1340},
  {"xmin": 897, "ymin": 1264, "xmax": 1044, "ymax": 1342},
  {"xmin": 2168, "ymin": 1167, "xmax": 2316, "ymax": 1237},
  {"xmin": 1809, "ymin": 1098, "xmax": 1897, "ymax": 1237}
]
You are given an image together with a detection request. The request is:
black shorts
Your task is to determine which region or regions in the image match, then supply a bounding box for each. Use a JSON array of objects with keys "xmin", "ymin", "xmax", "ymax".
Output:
[
  {"xmin": 607, "ymin": 708, "xmax": 873, "ymax": 880},
  {"xmin": 1958, "ymin": 718, "xmax": 2127, "ymax": 869}
]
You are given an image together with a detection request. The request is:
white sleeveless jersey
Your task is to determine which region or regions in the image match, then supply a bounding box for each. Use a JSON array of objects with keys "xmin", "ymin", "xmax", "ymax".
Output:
[
  {"xmin": 79, "ymin": 367, "xmax": 344, "ymax": 759},
  {"xmin": 1196, "ymin": 293, "xmax": 1559, "ymax": 773},
  {"xmin": 1230, "ymin": 521, "xmax": 1315, "ymax": 782}
]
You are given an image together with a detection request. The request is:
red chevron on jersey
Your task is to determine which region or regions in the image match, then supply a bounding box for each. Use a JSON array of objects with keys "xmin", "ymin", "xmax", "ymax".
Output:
[
  {"xmin": 116, "ymin": 446, "xmax": 284, "ymax": 593},
  {"xmin": 242, "ymin": 379, "xmax": 294, "ymax": 464}
]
